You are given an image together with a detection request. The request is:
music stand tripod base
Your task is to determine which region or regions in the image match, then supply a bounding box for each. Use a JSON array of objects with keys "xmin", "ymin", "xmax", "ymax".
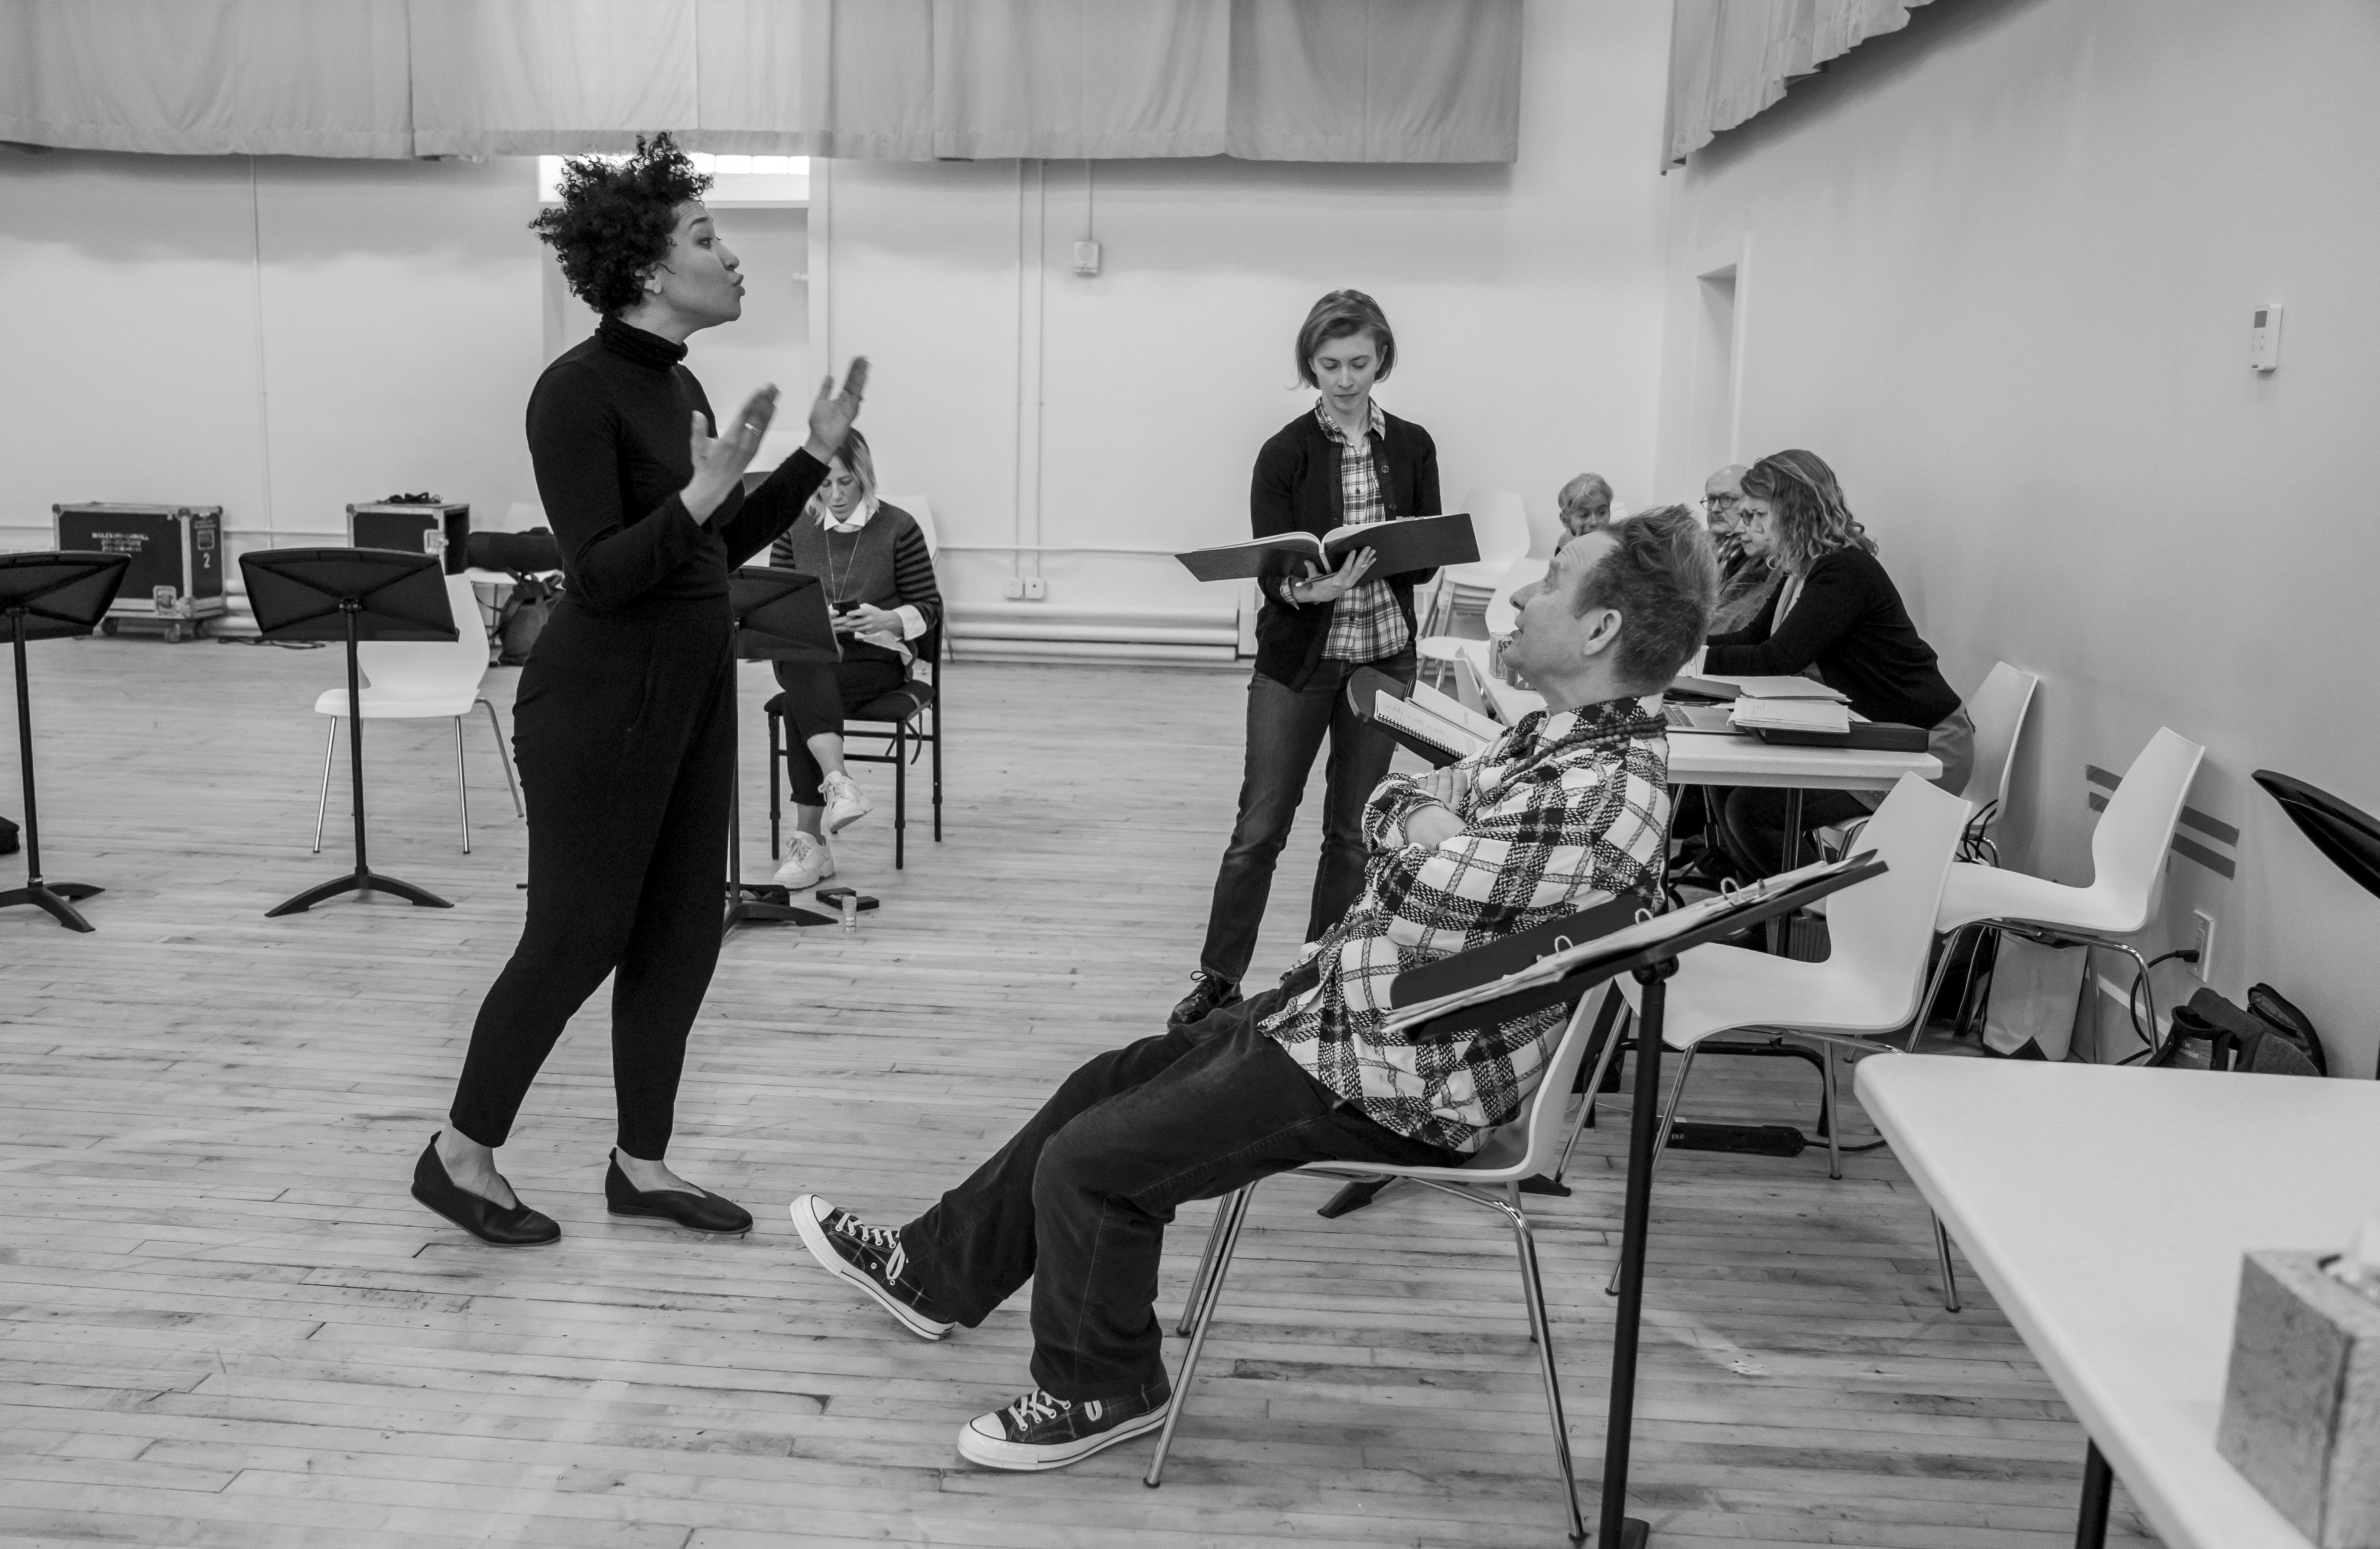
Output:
[
  {"xmin": 3, "ymin": 551, "xmax": 133, "ymax": 932},
  {"xmin": 239, "ymin": 549, "xmax": 460, "ymax": 919}
]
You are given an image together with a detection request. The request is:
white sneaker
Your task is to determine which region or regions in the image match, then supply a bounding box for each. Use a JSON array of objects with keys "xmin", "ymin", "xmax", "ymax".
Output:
[
  {"xmin": 821, "ymin": 772, "xmax": 871, "ymax": 833},
  {"xmin": 772, "ymin": 833, "xmax": 835, "ymax": 889}
]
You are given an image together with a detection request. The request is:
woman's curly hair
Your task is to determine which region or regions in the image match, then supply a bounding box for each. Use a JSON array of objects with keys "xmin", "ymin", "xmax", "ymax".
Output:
[
  {"xmin": 530, "ymin": 134, "xmax": 713, "ymax": 316},
  {"xmin": 1741, "ymin": 449, "xmax": 1877, "ymax": 574}
]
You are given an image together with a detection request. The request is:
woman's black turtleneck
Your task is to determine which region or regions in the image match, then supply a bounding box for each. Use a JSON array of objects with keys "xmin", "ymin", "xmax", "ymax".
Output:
[{"xmin": 525, "ymin": 314, "xmax": 827, "ymax": 618}]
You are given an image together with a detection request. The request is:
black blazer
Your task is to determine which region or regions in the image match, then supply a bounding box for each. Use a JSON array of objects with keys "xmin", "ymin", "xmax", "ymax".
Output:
[
  {"xmin": 1704, "ymin": 545, "xmax": 1962, "ymax": 729},
  {"xmin": 1248, "ymin": 407, "xmax": 1442, "ymax": 688}
]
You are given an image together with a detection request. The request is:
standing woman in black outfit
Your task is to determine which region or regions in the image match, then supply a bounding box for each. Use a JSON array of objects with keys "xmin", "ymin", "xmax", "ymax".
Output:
[
  {"xmin": 413, "ymin": 137, "xmax": 869, "ymax": 1246},
  {"xmin": 1170, "ymin": 290, "xmax": 1440, "ymax": 1029},
  {"xmin": 1702, "ymin": 449, "xmax": 1974, "ymax": 879}
]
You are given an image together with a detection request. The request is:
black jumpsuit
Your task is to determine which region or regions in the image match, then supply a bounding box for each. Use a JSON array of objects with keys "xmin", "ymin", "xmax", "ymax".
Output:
[{"xmin": 448, "ymin": 315, "xmax": 827, "ymax": 1159}]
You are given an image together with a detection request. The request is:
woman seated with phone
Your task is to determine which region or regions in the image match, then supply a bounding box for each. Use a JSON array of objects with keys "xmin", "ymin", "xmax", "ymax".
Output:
[{"xmin": 768, "ymin": 429, "xmax": 942, "ymax": 889}]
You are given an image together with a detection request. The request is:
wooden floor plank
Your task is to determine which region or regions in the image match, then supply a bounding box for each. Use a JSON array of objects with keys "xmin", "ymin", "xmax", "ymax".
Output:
[{"xmin": 0, "ymin": 639, "xmax": 2159, "ymax": 1546}]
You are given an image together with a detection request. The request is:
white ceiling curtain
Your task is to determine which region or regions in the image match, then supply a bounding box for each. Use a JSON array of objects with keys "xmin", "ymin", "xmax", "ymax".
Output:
[
  {"xmin": 0, "ymin": 0, "xmax": 1520, "ymax": 164},
  {"xmin": 0, "ymin": 0, "xmax": 415, "ymax": 158},
  {"xmin": 1661, "ymin": 0, "xmax": 1941, "ymax": 167}
]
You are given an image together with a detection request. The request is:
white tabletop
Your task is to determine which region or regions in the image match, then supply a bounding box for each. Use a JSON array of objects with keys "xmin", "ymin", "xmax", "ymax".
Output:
[
  {"xmin": 1449, "ymin": 639, "xmax": 1940, "ymax": 792},
  {"xmin": 1856, "ymin": 1058, "xmax": 2380, "ymax": 1549}
]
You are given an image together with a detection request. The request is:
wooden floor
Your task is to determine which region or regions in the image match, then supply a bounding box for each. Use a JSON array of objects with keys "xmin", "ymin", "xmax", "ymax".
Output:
[{"xmin": 0, "ymin": 635, "xmax": 2158, "ymax": 1548}]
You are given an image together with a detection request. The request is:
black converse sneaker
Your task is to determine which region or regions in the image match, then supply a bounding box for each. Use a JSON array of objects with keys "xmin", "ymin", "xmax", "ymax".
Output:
[
  {"xmin": 956, "ymin": 1377, "xmax": 1173, "ymax": 1471},
  {"xmin": 789, "ymin": 1194, "xmax": 955, "ymax": 1341}
]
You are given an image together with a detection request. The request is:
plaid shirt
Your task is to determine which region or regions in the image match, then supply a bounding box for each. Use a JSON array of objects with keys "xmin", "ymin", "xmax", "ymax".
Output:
[
  {"xmin": 1259, "ymin": 698, "xmax": 1671, "ymax": 1154},
  {"xmin": 1311, "ymin": 398, "xmax": 1410, "ymax": 663}
]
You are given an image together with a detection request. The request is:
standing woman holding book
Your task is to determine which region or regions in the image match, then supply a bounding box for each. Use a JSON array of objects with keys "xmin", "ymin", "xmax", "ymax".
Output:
[
  {"xmin": 414, "ymin": 137, "xmax": 869, "ymax": 1246},
  {"xmin": 1170, "ymin": 289, "xmax": 1441, "ymax": 1029}
]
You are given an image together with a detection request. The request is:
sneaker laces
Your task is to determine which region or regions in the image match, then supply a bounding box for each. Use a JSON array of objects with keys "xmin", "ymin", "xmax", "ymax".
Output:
[
  {"xmin": 827, "ymin": 1208, "xmax": 898, "ymax": 1256},
  {"xmin": 1006, "ymin": 1389, "xmax": 1069, "ymax": 1427}
]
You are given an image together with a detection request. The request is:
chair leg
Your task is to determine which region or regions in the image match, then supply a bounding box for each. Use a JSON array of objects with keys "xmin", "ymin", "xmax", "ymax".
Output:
[
  {"xmin": 1175, "ymin": 1198, "xmax": 1235, "ymax": 1337},
  {"xmin": 452, "ymin": 716, "xmax": 471, "ymax": 853},
  {"xmin": 767, "ymin": 711, "xmax": 783, "ymax": 862},
  {"xmin": 894, "ymin": 720, "xmax": 908, "ymax": 870},
  {"xmin": 1606, "ymin": 1044, "xmax": 1697, "ymax": 1296},
  {"xmin": 931, "ymin": 708, "xmax": 942, "ymax": 843},
  {"xmin": 1503, "ymin": 1191, "xmax": 1587, "ymax": 1543},
  {"xmin": 1146, "ymin": 1185, "xmax": 1255, "ymax": 1488},
  {"xmin": 478, "ymin": 698, "xmax": 522, "ymax": 817},
  {"xmin": 312, "ymin": 717, "xmax": 338, "ymax": 853},
  {"xmin": 1821, "ymin": 1042, "xmax": 1843, "ymax": 1180},
  {"xmin": 1933, "ymin": 1212, "xmax": 1962, "ymax": 1313},
  {"xmin": 1554, "ymin": 999, "xmax": 1627, "ymax": 1183}
]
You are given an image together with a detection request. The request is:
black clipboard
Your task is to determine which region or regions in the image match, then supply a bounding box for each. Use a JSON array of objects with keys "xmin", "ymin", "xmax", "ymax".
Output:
[{"xmin": 730, "ymin": 567, "xmax": 840, "ymax": 664}]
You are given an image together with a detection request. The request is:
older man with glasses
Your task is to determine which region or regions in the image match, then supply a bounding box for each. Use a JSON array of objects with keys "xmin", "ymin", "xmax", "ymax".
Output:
[{"xmin": 1702, "ymin": 463, "xmax": 1772, "ymax": 633}]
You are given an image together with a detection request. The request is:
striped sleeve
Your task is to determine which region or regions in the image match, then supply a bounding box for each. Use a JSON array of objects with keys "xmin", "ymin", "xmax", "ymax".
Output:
[{"xmin": 890, "ymin": 518, "xmax": 942, "ymax": 633}]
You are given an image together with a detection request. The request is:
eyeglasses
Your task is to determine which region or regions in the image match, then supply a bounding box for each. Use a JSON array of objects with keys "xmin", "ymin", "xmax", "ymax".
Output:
[{"xmin": 1701, "ymin": 494, "xmax": 1740, "ymax": 511}]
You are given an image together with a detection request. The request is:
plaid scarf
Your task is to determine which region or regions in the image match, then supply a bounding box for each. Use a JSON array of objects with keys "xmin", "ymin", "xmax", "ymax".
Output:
[{"xmin": 1260, "ymin": 697, "xmax": 1670, "ymax": 1153}]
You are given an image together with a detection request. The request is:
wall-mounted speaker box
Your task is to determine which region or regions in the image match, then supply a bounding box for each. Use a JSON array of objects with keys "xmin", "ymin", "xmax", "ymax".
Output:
[
  {"xmin": 51, "ymin": 503, "xmax": 226, "ymax": 642},
  {"xmin": 348, "ymin": 501, "xmax": 470, "ymax": 574}
]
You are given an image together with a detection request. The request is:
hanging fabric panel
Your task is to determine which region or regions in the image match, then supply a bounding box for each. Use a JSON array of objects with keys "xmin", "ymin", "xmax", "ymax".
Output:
[
  {"xmin": 407, "ymin": 0, "xmax": 699, "ymax": 157},
  {"xmin": 1662, "ymin": 0, "xmax": 1942, "ymax": 167},
  {"xmin": 0, "ymin": 0, "xmax": 413, "ymax": 158},
  {"xmin": 0, "ymin": 0, "xmax": 1523, "ymax": 164},
  {"xmin": 1228, "ymin": 0, "xmax": 1523, "ymax": 163}
]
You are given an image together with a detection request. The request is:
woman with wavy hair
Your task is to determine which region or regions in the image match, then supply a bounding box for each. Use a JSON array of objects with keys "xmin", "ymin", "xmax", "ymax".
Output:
[
  {"xmin": 1701, "ymin": 448, "xmax": 1972, "ymax": 878},
  {"xmin": 414, "ymin": 135, "xmax": 869, "ymax": 1247}
]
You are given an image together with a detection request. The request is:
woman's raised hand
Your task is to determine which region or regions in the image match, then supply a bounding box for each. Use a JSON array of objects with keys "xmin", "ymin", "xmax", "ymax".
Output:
[
  {"xmin": 803, "ymin": 357, "xmax": 871, "ymax": 463},
  {"xmin": 681, "ymin": 384, "xmax": 781, "ymax": 523}
]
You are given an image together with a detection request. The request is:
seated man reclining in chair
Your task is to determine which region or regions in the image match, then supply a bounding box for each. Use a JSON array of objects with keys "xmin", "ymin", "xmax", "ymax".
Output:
[{"xmin": 788, "ymin": 504, "xmax": 1718, "ymax": 1471}]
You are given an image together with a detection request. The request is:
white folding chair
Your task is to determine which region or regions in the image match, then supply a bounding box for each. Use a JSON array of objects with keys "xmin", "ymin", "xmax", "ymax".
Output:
[
  {"xmin": 311, "ymin": 573, "xmax": 521, "ymax": 854},
  {"xmin": 1909, "ymin": 726, "xmax": 2206, "ymax": 1057},
  {"xmin": 1597, "ymin": 776, "xmax": 1970, "ymax": 1302},
  {"xmin": 1422, "ymin": 489, "xmax": 1531, "ymax": 637},
  {"xmin": 1150, "ymin": 980, "xmax": 1618, "ymax": 1541},
  {"xmin": 1819, "ymin": 660, "xmax": 2039, "ymax": 867}
]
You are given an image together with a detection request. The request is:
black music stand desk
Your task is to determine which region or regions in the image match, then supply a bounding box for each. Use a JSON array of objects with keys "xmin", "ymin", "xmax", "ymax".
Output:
[
  {"xmin": 1387, "ymin": 853, "xmax": 1889, "ymax": 1546},
  {"xmin": 723, "ymin": 567, "xmax": 869, "ymax": 933},
  {"xmin": 241, "ymin": 548, "xmax": 458, "ymax": 918},
  {"xmin": 1, "ymin": 552, "xmax": 131, "ymax": 931}
]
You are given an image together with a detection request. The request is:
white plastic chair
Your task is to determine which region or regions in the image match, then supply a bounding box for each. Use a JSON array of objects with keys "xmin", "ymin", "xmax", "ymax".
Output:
[
  {"xmin": 1590, "ymin": 776, "xmax": 1969, "ymax": 1309},
  {"xmin": 1422, "ymin": 489, "xmax": 1530, "ymax": 636},
  {"xmin": 1910, "ymin": 727, "xmax": 2206, "ymax": 1056},
  {"xmin": 311, "ymin": 574, "xmax": 521, "ymax": 855},
  {"xmin": 1150, "ymin": 980, "xmax": 1618, "ymax": 1541},
  {"xmin": 1819, "ymin": 660, "xmax": 2039, "ymax": 864}
]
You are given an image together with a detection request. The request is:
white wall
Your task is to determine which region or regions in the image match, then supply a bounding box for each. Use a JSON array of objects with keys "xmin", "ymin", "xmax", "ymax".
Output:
[
  {"xmin": 1654, "ymin": 0, "xmax": 2380, "ymax": 1076},
  {"xmin": 0, "ymin": 150, "xmax": 545, "ymax": 566},
  {"xmin": 808, "ymin": 0, "xmax": 1675, "ymax": 656}
]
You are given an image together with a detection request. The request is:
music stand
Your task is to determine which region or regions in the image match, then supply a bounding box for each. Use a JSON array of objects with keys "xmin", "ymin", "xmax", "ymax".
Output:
[
  {"xmin": 1384, "ymin": 852, "xmax": 1889, "ymax": 1546},
  {"xmin": 240, "ymin": 549, "xmax": 458, "ymax": 918},
  {"xmin": 722, "ymin": 567, "xmax": 850, "ymax": 933},
  {"xmin": 1, "ymin": 552, "xmax": 131, "ymax": 932}
]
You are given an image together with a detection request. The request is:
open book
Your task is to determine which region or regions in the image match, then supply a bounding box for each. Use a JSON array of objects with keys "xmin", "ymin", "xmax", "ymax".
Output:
[
  {"xmin": 1176, "ymin": 512, "xmax": 1478, "ymax": 584},
  {"xmin": 1671, "ymin": 671, "xmax": 1850, "ymax": 703}
]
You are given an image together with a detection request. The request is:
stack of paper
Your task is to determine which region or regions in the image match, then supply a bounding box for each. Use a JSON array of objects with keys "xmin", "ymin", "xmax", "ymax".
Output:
[
  {"xmin": 1729, "ymin": 697, "xmax": 1851, "ymax": 735},
  {"xmin": 1672, "ymin": 672, "xmax": 1849, "ymax": 702},
  {"xmin": 1374, "ymin": 690, "xmax": 1491, "ymax": 761},
  {"xmin": 1409, "ymin": 682, "xmax": 1502, "ymax": 743}
]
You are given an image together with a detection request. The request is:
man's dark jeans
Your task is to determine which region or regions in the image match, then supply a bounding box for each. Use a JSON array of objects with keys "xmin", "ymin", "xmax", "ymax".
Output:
[
  {"xmin": 898, "ymin": 988, "xmax": 1458, "ymax": 1402},
  {"xmin": 1197, "ymin": 649, "xmax": 1417, "ymax": 986}
]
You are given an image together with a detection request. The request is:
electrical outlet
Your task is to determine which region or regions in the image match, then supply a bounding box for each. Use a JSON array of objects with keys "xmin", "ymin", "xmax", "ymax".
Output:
[
  {"xmin": 2190, "ymin": 910, "xmax": 2215, "ymax": 981},
  {"xmin": 1002, "ymin": 577, "xmax": 1024, "ymax": 600},
  {"xmin": 1023, "ymin": 577, "xmax": 1048, "ymax": 601}
]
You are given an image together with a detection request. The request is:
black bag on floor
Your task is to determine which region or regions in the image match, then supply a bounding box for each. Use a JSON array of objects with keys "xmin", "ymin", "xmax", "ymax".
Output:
[
  {"xmin": 0, "ymin": 814, "xmax": 18, "ymax": 857},
  {"xmin": 2245, "ymin": 982, "xmax": 2328, "ymax": 1076},
  {"xmin": 2152, "ymin": 987, "xmax": 2322, "ymax": 1076}
]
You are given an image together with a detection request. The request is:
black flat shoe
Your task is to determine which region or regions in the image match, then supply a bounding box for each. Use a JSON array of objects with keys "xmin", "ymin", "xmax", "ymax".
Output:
[
  {"xmin": 604, "ymin": 1157, "xmax": 753, "ymax": 1235},
  {"xmin": 411, "ymin": 1134, "xmax": 561, "ymax": 1247}
]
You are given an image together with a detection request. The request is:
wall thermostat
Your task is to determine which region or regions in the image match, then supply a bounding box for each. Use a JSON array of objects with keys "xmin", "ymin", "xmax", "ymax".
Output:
[
  {"xmin": 2250, "ymin": 304, "xmax": 2282, "ymax": 371},
  {"xmin": 1072, "ymin": 240, "xmax": 1101, "ymax": 276}
]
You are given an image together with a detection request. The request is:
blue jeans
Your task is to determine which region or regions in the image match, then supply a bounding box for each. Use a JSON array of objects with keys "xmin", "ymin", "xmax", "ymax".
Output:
[{"xmin": 1197, "ymin": 650, "xmax": 1416, "ymax": 985}]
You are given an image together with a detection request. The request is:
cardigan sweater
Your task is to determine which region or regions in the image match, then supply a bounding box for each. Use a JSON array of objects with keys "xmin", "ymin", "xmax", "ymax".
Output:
[
  {"xmin": 527, "ymin": 315, "xmax": 826, "ymax": 620},
  {"xmin": 1704, "ymin": 545, "xmax": 1961, "ymax": 730},
  {"xmin": 1248, "ymin": 406, "xmax": 1442, "ymax": 689},
  {"xmin": 769, "ymin": 501, "xmax": 943, "ymax": 639}
]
